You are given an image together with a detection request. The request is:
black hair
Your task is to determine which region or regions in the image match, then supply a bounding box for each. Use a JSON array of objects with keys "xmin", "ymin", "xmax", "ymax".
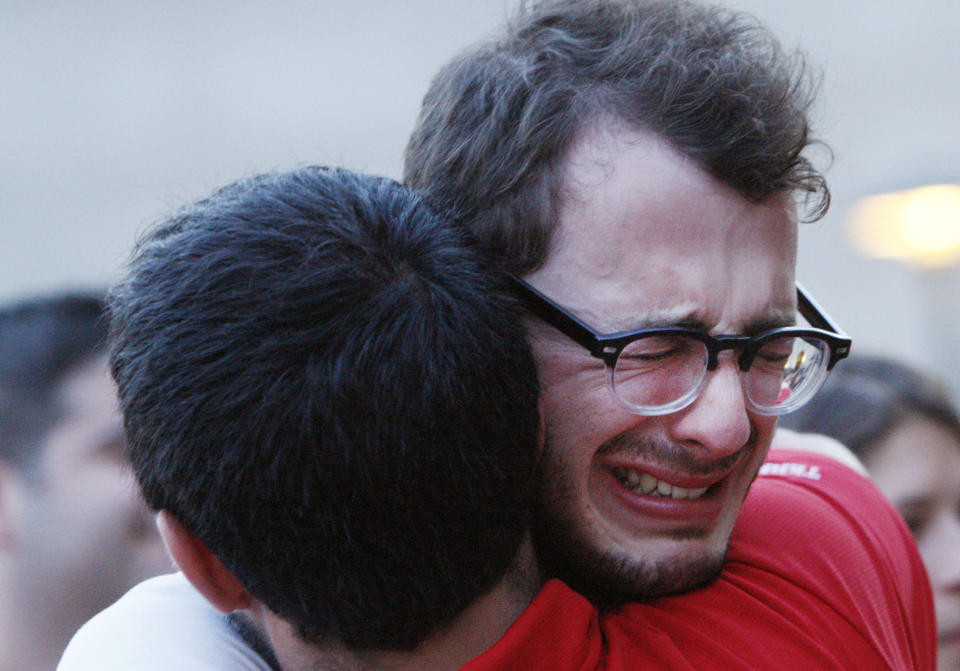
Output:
[
  {"xmin": 0, "ymin": 292, "xmax": 107, "ymax": 472},
  {"xmin": 405, "ymin": 0, "xmax": 827, "ymax": 274},
  {"xmin": 108, "ymin": 166, "xmax": 540, "ymax": 651}
]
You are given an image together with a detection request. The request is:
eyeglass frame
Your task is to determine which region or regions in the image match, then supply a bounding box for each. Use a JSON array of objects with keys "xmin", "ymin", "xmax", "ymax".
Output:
[{"xmin": 510, "ymin": 275, "xmax": 852, "ymax": 411}]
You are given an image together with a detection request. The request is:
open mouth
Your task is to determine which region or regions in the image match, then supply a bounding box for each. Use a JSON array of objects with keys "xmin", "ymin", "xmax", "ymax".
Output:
[
  {"xmin": 611, "ymin": 466, "xmax": 709, "ymax": 499},
  {"xmin": 590, "ymin": 459, "xmax": 734, "ymax": 532}
]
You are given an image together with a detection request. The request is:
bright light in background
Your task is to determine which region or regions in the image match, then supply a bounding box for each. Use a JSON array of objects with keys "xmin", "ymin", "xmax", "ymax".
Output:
[{"xmin": 850, "ymin": 184, "xmax": 960, "ymax": 269}]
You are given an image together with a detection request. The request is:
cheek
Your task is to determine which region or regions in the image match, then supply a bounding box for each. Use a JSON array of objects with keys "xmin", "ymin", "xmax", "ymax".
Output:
[
  {"xmin": 539, "ymin": 377, "xmax": 636, "ymax": 472},
  {"xmin": 534, "ymin": 348, "xmax": 625, "ymax": 444},
  {"xmin": 533, "ymin": 346, "xmax": 607, "ymax": 400},
  {"xmin": 916, "ymin": 516, "xmax": 960, "ymax": 580},
  {"xmin": 537, "ymin": 376, "xmax": 611, "ymax": 506},
  {"xmin": 751, "ymin": 414, "xmax": 778, "ymax": 453},
  {"xmin": 747, "ymin": 416, "xmax": 776, "ymax": 473},
  {"xmin": 536, "ymin": 362, "xmax": 595, "ymax": 442},
  {"xmin": 48, "ymin": 464, "xmax": 145, "ymax": 547},
  {"xmin": 539, "ymin": 381, "xmax": 660, "ymax": 517}
]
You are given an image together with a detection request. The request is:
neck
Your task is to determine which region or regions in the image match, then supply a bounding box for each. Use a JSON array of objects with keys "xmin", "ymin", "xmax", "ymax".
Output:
[{"xmin": 261, "ymin": 533, "xmax": 541, "ymax": 671}]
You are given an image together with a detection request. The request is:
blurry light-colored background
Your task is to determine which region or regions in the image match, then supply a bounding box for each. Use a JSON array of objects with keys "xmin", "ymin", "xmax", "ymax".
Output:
[{"xmin": 3, "ymin": 0, "xmax": 958, "ymax": 389}]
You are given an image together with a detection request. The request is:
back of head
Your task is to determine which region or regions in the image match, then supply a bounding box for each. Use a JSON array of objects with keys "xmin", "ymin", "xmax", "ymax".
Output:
[
  {"xmin": 780, "ymin": 353, "xmax": 960, "ymax": 459},
  {"xmin": 404, "ymin": 0, "xmax": 827, "ymax": 274},
  {"xmin": 108, "ymin": 166, "xmax": 540, "ymax": 651},
  {"xmin": 0, "ymin": 292, "xmax": 106, "ymax": 473}
]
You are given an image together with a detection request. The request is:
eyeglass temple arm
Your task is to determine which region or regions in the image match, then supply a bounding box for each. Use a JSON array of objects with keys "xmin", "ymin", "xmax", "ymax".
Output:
[
  {"xmin": 795, "ymin": 283, "xmax": 847, "ymax": 336},
  {"xmin": 796, "ymin": 283, "xmax": 853, "ymax": 371},
  {"xmin": 509, "ymin": 276, "xmax": 605, "ymax": 351}
]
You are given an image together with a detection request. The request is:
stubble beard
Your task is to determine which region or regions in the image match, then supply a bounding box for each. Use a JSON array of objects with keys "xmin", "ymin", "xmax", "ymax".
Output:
[{"xmin": 531, "ymin": 430, "xmax": 745, "ymax": 605}]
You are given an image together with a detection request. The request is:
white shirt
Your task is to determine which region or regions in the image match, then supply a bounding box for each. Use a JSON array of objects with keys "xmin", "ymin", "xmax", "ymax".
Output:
[{"xmin": 58, "ymin": 572, "xmax": 273, "ymax": 671}]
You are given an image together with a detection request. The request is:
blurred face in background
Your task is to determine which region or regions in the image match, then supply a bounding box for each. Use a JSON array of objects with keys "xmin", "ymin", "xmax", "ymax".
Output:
[
  {"xmin": 865, "ymin": 416, "xmax": 960, "ymax": 671},
  {"xmin": 2, "ymin": 355, "xmax": 170, "ymax": 667}
]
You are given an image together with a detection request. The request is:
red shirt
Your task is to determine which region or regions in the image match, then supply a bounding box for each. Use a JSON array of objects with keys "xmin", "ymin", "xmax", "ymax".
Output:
[{"xmin": 463, "ymin": 450, "xmax": 936, "ymax": 670}]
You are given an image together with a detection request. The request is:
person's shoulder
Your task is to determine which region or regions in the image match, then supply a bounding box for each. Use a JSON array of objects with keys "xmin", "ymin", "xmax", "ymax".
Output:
[
  {"xmin": 751, "ymin": 443, "xmax": 889, "ymax": 538},
  {"xmin": 58, "ymin": 572, "xmax": 273, "ymax": 671},
  {"xmin": 740, "ymin": 443, "xmax": 918, "ymax": 582},
  {"xmin": 766, "ymin": 428, "xmax": 868, "ymax": 475},
  {"xmin": 727, "ymin": 441, "xmax": 936, "ymax": 670},
  {"xmin": 748, "ymin": 428, "xmax": 887, "ymax": 538},
  {"xmin": 460, "ymin": 580, "xmax": 602, "ymax": 671}
]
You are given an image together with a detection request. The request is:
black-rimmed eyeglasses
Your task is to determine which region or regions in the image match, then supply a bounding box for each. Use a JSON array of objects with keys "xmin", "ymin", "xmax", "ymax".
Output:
[{"xmin": 511, "ymin": 277, "xmax": 851, "ymax": 416}]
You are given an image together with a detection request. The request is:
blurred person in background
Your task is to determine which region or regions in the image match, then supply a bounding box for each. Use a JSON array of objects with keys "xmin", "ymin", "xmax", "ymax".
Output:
[
  {"xmin": 781, "ymin": 353, "xmax": 960, "ymax": 671},
  {"xmin": 0, "ymin": 293, "xmax": 170, "ymax": 671}
]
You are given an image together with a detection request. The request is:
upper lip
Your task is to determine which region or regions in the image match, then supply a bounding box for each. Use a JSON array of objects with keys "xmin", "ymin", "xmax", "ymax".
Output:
[{"xmin": 598, "ymin": 455, "xmax": 736, "ymax": 491}]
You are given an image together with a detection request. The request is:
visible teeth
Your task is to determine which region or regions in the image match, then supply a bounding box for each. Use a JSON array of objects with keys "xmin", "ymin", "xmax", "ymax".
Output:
[
  {"xmin": 613, "ymin": 468, "xmax": 709, "ymax": 500},
  {"xmin": 640, "ymin": 472, "xmax": 658, "ymax": 495}
]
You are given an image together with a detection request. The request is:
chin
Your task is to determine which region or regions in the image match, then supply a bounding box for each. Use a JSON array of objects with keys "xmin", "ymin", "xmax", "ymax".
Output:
[
  {"xmin": 605, "ymin": 537, "xmax": 728, "ymax": 598},
  {"xmin": 533, "ymin": 510, "xmax": 729, "ymax": 604}
]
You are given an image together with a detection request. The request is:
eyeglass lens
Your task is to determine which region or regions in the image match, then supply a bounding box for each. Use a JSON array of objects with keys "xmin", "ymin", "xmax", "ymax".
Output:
[{"xmin": 611, "ymin": 333, "xmax": 831, "ymax": 415}]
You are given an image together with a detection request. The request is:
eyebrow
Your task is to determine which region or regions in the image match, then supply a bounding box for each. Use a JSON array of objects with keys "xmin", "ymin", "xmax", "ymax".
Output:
[
  {"xmin": 513, "ymin": 275, "xmax": 800, "ymax": 338},
  {"xmin": 743, "ymin": 312, "xmax": 798, "ymax": 335},
  {"xmin": 622, "ymin": 307, "xmax": 796, "ymax": 337}
]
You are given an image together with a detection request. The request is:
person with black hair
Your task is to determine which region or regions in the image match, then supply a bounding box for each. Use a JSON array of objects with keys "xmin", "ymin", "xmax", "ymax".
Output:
[
  {"xmin": 65, "ymin": 166, "xmax": 542, "ymax": 670},
  {"xmin": 782, "ymin": 354, "xmax": 960, "ymax": 671},
  {"xmin": 61, "ymin": 166, "xmax": 933, "ymax": 670},
  {"xmin": 0, "ymin": 293, "xmax": 169, "ymax": 671}
]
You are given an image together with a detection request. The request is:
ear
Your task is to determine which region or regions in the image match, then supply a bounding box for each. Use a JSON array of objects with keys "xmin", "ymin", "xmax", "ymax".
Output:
[
  {"xmin": 157, "ymin": 510, "xmax": 252, "ymax": 613},
  {"xmin": 0, "ymin": 461, "xmax": 24, "ymax": 553}
]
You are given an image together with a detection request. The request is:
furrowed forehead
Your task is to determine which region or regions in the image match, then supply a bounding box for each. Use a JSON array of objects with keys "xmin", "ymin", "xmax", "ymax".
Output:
[{"xmin": 530, "ymin": 125, "xmax": 798, "ymax": 336}]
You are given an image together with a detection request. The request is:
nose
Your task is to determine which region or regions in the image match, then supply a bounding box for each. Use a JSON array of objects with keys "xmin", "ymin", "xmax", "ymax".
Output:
[{"xmin": 668, "ymin": 355, "xmax": 752, "ymax": 456}]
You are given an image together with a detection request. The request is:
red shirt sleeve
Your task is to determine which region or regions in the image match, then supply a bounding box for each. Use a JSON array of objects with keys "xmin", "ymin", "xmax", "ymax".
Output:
[{"xmin": 736, "ymin": 449, "xmax": 936, "ymax": 669}]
